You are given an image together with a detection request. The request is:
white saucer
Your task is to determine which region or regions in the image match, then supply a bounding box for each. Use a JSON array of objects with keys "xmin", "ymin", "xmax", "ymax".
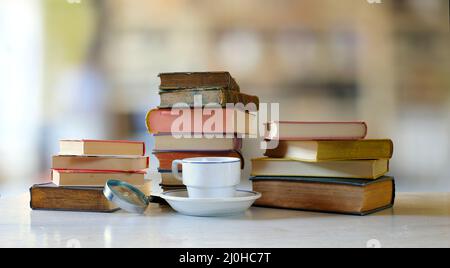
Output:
[{"xmin": 160, "ymin": 190, "xmax": 261, "ymax": 217}]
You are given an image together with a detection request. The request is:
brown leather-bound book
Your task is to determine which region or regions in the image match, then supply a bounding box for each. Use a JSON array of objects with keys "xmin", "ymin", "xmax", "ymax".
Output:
[
  {"xmin": 159, "ymin": 88, "xmax": 259, "ymax": 109},
  {"xmin": 159, "ymin": 72, "xmax": 240, "ymax": 91},
  {"xmin": 30, "ymin": 183, "xmax": 119, "ymax": 213},
  {"xmin": 251, "ymin": 176, "xmax": 395, "ymax": 216},
  {"xmin": 30, "ymin": 182, "xmax": 152, "ymax": 213}
]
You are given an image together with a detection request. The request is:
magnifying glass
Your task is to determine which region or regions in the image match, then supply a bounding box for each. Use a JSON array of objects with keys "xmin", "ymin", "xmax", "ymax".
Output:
[{"xmin": 103, "ymin": 180, "xmax": 150, "ymax": 214}]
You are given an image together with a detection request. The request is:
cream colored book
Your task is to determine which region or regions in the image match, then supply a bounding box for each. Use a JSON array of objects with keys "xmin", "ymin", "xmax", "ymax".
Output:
[
  {"xmin": 59, "ymin": 140, "xmax": 145, "ymax": 156},
  {"xmin": 52, "ymin": 170, "xmax": 146, "ymax": 187},
  {"xmin": 251, "ymin": 158, "xmax": 389, "ymax": 180}
]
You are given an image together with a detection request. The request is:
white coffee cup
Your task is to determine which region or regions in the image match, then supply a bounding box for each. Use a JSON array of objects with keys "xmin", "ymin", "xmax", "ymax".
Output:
[{"xmin": 171, "ymin": 157, "xmax": 241, "ymax": 198}]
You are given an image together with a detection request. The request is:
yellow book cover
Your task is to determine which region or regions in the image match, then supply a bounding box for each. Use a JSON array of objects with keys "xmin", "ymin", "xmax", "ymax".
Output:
[{"xmin": 265, "ymin": 139, "xmax": 393, "ymax": 162}]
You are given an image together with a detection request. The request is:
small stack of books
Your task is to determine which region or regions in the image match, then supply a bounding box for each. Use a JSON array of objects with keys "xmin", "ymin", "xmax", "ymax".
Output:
[
  {"xmin": 251, "ymin": 121, "xmax": 395, "ymax": 215},
  {"xmin": 146, "ymin": 72, "xmax": 259, "ymax": 192},
  {"xmin": 30, "ymin": 140, "xmax": 150, "ymax": 212}
]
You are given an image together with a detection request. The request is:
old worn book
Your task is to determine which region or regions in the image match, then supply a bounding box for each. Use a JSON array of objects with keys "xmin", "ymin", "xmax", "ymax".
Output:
[
  {"xmin": 52, "ymin": 169, "xmax": 146, "ymax": 187},
  {"xmin": 251, "ymin": 176, "xmax": 395, "ymax": 215},
  {"xmin": 146, "ymin": 108, "xmax": 257, "ymax": 136},
  {"xmin": 154, "ymin": 135, "xmax": 242, "ymax": 151},
  {"xmin": 159, "ymin": 89, "xmax": 259, "ymax": 109},
  {"xmin": 52, "ymin": 155, "xmax": 149, "ymax": 172},
  {"xmin": 30, "ymin": 183, "xmax": 119, "ymax": 212},
  {"xmin": 160, "ymin": 185, "xmax": 187, "ymax": 192},
  {"xmin": 251, "ymin": 158, "xmax": 388, "ymax": 179},
  {"xmin": 154, "ymin": 150, "xmax": 244, "ymax": 170},
  {"xmin": 159, "ymin": 72, "xmax": 240, "ymax": 91},
  {"xmin": 59, "ymin": 140, "xmax": 145, "ymax": 156},
  {"xmin": 265, "ymin": 139, "xmax": 394, "ymax": 161},
  {"xmin": 264, "ymin": 121, "xmax": 367, "ymax": 140},
  {"xmin": 30, "ymin": 181, "xmax": 152, "ymax": 212},
  {"xmin": 159, "ymin": 171, "xmax": 183, "ymax": 186}
]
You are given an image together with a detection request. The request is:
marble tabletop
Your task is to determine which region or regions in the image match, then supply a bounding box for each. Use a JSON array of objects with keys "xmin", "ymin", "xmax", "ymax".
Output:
[{"xmin": 0, "ymin": 192, "xmax": 449, "ymax": 248}]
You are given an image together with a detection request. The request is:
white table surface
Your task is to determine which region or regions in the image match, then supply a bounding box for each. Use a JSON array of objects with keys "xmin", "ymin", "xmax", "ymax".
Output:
[{"xmin": 0, "ymin": 192, "xmax": 449, "ymax": 248}]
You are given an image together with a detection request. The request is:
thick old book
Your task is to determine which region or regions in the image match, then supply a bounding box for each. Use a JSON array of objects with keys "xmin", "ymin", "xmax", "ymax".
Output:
[
  {"xmin": 52, "ymin": 169, "xmax": 146, "ymax": 187},
  {"xmin": 59, "ymin": 140, "xmax": 146, "ymax": 156},
  {"xmin": 30, "ymin": 182, "xmax": 152, "ymax": 212},
  {"xmin": 154, "ymin": 150, "xmax": 244, "ymax": 170},
  {"xmin": 30, "ymin": 183, "xmax": 118, "ymax": 212},
  {"xmin": 251, "ymin": 158, "xmax": 388, "ymax": 179},
  {"xmin": 265, "ymin": 139, "xmax": 393, "ymax": 161},
  {"xmin": 159, "ymin": 89, "xmax": 259, "ymax": 109},
  {"xmin": 251, "ymin": 176, "xmax": 395, "ymax": 215},
  {"xmin": 159, "ymin": 72, "xmax": 240, "ymax": 91},
  {"xmin": 264, "ymin": 121, "xmax": 367, "ymax": 140},
  {"xmin": 154, "ymin": 135, "xmax": 242, "ymax": 151},
  {"xmin": 52, "ymin": 155, "xmax": 149, "ymax": 172},
  {"xmin": 146, "ymin": 108, "xmax": 257, "ymax": 136}
]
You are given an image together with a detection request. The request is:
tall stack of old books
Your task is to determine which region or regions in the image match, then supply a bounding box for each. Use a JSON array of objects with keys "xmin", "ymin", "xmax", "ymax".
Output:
[
  {"xmin": 30, "ymin": 140, "xmax": 150, "ymax": 212},
  {"xmin": 146, "ymin": 72, "xmax": 259, "ymax": 193},
  {"xmin": 251, "ymin": 122, "xmax": 395, "ymax": 215}
]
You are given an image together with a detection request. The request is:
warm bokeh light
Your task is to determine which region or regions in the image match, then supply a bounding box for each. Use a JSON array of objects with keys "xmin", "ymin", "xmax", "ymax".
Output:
[{"xmin": 0, "ymin": 0, "xmax": 449, "ymax": 193}]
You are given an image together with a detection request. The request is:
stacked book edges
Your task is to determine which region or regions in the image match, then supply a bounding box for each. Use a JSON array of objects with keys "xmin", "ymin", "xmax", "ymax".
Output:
[
  {"xmin": 252, "ymin": 121, "xmax": 395, "ymax": 216},
  {"xmin": 30, "ymin": 140, "xmax": 150, "ymax": 212},
  {"xmin": 150, "ymin": 72, "xmax": 257, "ymax": 194}
]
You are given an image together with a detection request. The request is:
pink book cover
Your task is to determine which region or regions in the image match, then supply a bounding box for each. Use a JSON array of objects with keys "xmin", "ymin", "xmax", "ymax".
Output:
[
  {"xmin": 264, "ymin": 121, "xmax": 368, "ymax": 141},
  {"xmin": 146, "ymin": 108, "xmax": 251, "ymax": 135}
]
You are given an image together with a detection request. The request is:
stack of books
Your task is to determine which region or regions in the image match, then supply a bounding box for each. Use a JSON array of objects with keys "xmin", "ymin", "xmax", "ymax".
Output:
[
  {"xmin": 146, "ymin": 72, "xmax": 259, "ymax": 193},
  {"xmin": 30, "ymin": 140, "xmax": 150, "ymax": 212},
  {"xmin": 251, "ymin": 121, "xmax": 395, "ymax": 215}
]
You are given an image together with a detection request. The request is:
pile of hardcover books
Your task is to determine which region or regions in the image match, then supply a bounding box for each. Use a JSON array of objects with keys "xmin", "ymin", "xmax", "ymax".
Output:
[
  {"xmin": 251, "ymin": 122, "xmax": 395, "ymax": 215},
  {"xmin": 30, "ymin": 140, "xmax": 150, "ymax": 212},
  {"xmin": 146, "ymin": 72, "xmax": 259, "ymax": 193}
]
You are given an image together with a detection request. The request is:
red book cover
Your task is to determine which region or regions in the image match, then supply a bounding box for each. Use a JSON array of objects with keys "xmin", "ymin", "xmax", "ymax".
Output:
[{"xmin": 153, "ymin": 150, "xmax": 244, "ymax": 170}]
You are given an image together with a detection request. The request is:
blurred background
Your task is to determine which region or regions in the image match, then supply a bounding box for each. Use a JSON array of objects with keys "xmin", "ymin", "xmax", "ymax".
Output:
[{"xmin": 0, "ymin": 0, "xmax": 449, "ymax": 194}]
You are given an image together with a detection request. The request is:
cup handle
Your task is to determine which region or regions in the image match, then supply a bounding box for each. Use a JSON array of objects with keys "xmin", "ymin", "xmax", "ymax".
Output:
[{"xmin": 171, "ymin": 159, "xmax": 183, "ymax": 182}]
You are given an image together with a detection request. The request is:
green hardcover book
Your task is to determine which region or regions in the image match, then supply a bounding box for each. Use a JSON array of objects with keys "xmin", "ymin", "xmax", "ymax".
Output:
[
  {"xmin": 159, "ymin": 88, "xmax": 259, "ymax": 109},
  {"xmin": 251, "ymin": 176, "xmax": 395, "ymax": 216}
]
